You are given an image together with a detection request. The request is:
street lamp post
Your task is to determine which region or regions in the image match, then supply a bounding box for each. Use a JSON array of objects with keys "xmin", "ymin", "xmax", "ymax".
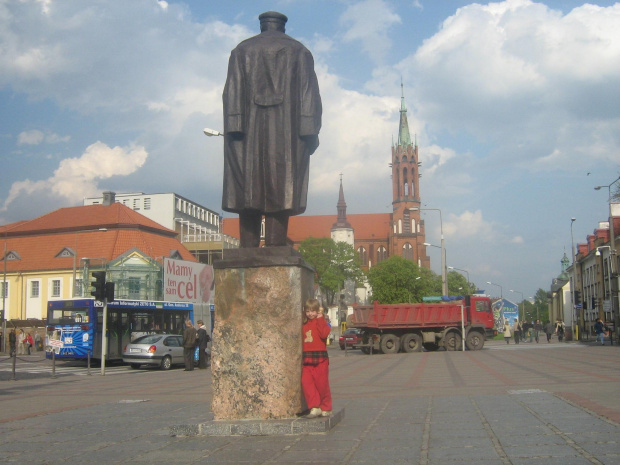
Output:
[
  {"xmin": 448, "ymin": 266, "xmax": 470, "ymax": 291},
  {"xmin": 510, "ymin": 289, "xmax": 524, "ymax": 322},
  {"xmin": 570, "ymin": 218, "xmax": 579, "ymax": 338},
  {"xmin": 486, "ymin": 281, "xmax": 503, "ymax": 299},
  {"xmin": 594, "ymin": 175, "xmax": 620, "ymax": 330},
  {"xmin": 412, "ymin": 207, "xmax": 446, "ymax": 295},
  {"xmin": 424, "ymin": 242, "xmax": 447, "ymax": 296},
  {"xmin": 596, "ymin": 246, "xmax": 614, "ymax": 320}
]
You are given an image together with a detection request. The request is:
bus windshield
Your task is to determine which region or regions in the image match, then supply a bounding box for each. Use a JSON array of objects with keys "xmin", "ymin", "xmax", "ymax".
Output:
[{"xmin": 48, "ymin": 308, "xmax": 90, "ymax": 325}]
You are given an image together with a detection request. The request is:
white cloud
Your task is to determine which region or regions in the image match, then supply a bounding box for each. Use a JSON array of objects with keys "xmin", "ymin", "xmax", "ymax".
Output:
[
  {"xmin": 443, "ymin": 210, "xmax": 496, "ymax": 241},
  {"xmin": 1, "ymin": 141, "xmax": 147, "ymax": 211},
  {"xmin": 339, "ymin": 0, "xmax": 401, "ymax": 64},
  {"xmin": 17, "ymin": 130, "xmax": 44, "ymax": 146},
  {"xmin": 383, "ymin": 0, "xmax": 620, "ymax": 173},
  {"xmin": 17, "ymin": 129, "xmax": 70, "ymax": 145}
]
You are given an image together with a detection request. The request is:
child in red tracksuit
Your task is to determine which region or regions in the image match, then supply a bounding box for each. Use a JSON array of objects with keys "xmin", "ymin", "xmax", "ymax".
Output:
[{"xmin": 301, "ymin": 299, "xmax": 332, "ymax": 418}]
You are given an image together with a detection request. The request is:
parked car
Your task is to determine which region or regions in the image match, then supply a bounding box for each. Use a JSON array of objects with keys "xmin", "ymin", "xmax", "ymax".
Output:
[
  {"xmin": 339, "ymin": 328, "xmax": 364, "ymax": 350},
  {"xmin": 123, "ymin": 334, "xmax": 184, "ymax": 370}
]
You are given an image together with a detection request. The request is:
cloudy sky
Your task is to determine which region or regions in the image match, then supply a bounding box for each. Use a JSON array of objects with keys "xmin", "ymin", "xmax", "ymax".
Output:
[{"xmin": 1, "ymin": 0, "xmax": 619, "ymax": 300}]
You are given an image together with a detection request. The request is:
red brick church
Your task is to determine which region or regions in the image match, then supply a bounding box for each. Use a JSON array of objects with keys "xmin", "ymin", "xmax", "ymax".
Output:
[{"xmin": 222, "ymin": 86, "xmax": 430, "ymax": 271}]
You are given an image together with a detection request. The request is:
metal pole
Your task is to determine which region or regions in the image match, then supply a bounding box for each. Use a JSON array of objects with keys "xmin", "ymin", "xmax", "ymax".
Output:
[
  {"xmin": 460, "ymin": 303, "xmax": 465, "ymax": 351},
  {"xmin": 571, "ymin": 218, "xmax": 578, "ymax": 338},
  {"xmin": 101, "ymin": 299, "xmax": 108, "ymax": 376}
]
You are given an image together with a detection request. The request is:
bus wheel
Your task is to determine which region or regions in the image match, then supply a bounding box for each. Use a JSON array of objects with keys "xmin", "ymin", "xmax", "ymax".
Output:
[
  {"xmin": 380, "ymin": 334, "xmax": 400, "ymax": 354},
  {"xmin": 401, "ymin": 333, "xmax": 423, "ymax": 353},
  {"xmin": 160, "ymin": 355, "xmax": 172, "ymax": 370},
  {"xmin": 466, "ymin": 331, "xmax": 485, "ymax": 350},
  {"xmin": 445, "ymin": 331, "xmax": 462, "ymax": 351},
  {"xmin": 130, "ymin": 363, "xmax": 141, "ymax": 369}
]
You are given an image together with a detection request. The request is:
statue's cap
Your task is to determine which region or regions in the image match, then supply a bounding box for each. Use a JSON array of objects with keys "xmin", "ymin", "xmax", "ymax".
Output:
[{"xmin": 258, "ymin": 11, "xmax": 288, "ymax": 24}]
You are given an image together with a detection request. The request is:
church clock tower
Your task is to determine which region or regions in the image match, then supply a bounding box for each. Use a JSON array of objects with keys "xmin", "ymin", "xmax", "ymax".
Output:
[{"xmin": 389, "ymin": 83, "xmax": 430, "ymax": 268}]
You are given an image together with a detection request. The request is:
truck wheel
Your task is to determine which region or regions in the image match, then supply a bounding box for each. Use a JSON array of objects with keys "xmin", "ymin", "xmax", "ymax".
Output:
[
  {"xmin": 401, "ymin": 333, "xmax": 423, "ymax": 353},
  {"xmin": 361, "ymin": 347, "xmax": 371, "ymax": 354},
  {"xmin": 423, "ymin": 342, "xmax": 439, "ymax": 351},
  {"xmin": 380, "ymin": 334, "xmax": 400, "ymax": 354},
  {"xmin": 466, "ymin": 331, "xmax": 485, "ymax": 350},
  {"xmin": 444, "ymin": 331, "xmax": 462, "ymax": 351}
]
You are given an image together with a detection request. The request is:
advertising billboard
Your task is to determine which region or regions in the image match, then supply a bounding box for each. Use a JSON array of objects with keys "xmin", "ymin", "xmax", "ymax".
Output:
[{"xmin": 163, "ymin": 258, "xmax": 214, "ymax": 304}]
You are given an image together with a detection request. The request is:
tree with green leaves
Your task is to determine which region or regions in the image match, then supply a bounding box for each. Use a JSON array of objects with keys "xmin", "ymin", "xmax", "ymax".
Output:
[
  {"xmin": 298, "ymin": 237, "xmax": 365, "ymax": 305},
  {"xmin": 366, "ymin": 256, "xmax": 434, "ymax": 304},
  {"xmin": 447, "ymin": 270, "xmax": 477, "ymax": 296}
]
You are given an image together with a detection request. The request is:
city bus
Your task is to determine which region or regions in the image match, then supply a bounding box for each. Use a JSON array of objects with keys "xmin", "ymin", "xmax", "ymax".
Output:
[{"xmin": 46, "ymin": 299, "xmax": 194, "ymax": 361}]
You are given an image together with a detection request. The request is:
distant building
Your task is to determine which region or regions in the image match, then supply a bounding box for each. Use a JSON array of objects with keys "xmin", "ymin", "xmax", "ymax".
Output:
[
  {"xmin": 0, "ymin": 199, "xmax": 196, "ymax": 323},
  {"xmin": 84, "ymin": 191, "xmax": 239, "ymax": 264}
]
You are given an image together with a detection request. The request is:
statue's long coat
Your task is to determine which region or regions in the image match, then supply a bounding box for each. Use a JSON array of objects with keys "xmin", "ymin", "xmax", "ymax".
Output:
[{"xmin": 222, "ymin": 30, "xmax": 322, "ymax": 215}]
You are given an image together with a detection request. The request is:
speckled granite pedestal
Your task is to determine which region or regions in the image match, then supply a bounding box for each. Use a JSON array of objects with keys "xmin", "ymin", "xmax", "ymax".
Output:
[{"xmin": 209, "ymin": 247, "xmax": 315, "ymax": 421}]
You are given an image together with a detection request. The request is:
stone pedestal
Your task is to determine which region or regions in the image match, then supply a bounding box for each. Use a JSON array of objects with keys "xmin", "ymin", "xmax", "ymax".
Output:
[{"xmin": 211, "ymin": 247, "xmax": 314, "ymax": 420}]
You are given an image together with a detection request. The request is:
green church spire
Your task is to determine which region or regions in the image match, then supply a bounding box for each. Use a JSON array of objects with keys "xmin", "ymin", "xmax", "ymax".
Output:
[{"xmin": 398, "ymin": 81, "xmax": 412, "ymax": 147}]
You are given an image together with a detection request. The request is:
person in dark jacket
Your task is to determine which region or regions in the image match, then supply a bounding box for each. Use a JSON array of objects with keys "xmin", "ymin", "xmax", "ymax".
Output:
[
  {"xmin": 222, "ymin": 11, "xmax": 322, "ymax": 247},
  {"xmin": 196, "ymin": 320, "xmax": 211, "ymax": 369},
  {"xmin": 533, "ymin": 320, "xmax": 543, "ymax": 343},
  {"xmin": 182, "ymin": 320, "xmax": 197, "ymax": 371},
  {"xmin": 594, "ymin": 318, "xmax": 607, "ymax": 345}
]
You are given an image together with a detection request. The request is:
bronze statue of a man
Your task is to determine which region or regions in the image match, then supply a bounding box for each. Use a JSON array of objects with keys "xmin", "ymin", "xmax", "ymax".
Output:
[{"xmin": 222, "ymin": 11, "xmax": 322, "ymax": 247}]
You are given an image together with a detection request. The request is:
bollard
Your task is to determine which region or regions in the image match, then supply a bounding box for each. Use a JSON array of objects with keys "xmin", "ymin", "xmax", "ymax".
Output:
[
  {"xmin": 87, "ymin": 350, "xmax": 92, "ymax": 375},
  {"xmin": 11, "ymin": 351, "xmax": 17, "ymax": 381},
  {"xmin": 51, "ymin": 350, "xmax": 56, "ymax": 379}
]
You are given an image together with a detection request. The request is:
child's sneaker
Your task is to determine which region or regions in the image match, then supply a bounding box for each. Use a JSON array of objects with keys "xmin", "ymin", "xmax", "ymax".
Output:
[
  {"xmin": 321, "ymin": 410, "xmax": 332, "ymax": 417},
  {"xmin": 306, "ymin": 407, "xmax": 322, "ymax": 418}
]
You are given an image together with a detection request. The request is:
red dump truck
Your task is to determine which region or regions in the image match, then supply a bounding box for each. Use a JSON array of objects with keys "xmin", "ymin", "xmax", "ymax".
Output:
[{"xmin": 349, "ymin": 295, "xmax": 496, "ymax": 353}]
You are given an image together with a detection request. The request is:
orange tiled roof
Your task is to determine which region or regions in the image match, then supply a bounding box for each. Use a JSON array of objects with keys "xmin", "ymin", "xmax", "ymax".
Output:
[
  {"xmin": 222, "ymin": 213, "xmax": 391, "ymax": 243},
  {"xmin": 1, "ymin": 203, "xmax": 195, "ymax": 272},
  {"xmin": 6, "ymin": 203, "xmax": 175, "ymax": 236}
]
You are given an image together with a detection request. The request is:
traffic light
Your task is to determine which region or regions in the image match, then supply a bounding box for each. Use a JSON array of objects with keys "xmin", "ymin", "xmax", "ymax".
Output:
[
  {"xmin": 105, "ymin": 281, "xmax": 115, "ymax": 302},
  {"xmin": 91, "ymin": 271, "xmax": 106, "ymax": 301},
  {"xmin": 574, "ymin": 290, "xmax": 581, "ymax": 305}
]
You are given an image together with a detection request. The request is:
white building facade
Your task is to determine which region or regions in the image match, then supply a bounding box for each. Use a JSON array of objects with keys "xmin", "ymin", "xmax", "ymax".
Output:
[{"xmin": 84, "ymin": 192, "xmax": 221, "ymax": 243}]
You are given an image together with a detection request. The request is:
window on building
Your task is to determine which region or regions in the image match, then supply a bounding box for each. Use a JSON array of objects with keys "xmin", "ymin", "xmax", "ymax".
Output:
[
  {"xmin": 358, "ymin": 247, "xmax": 368, "ymax": 265},
  {"xmin": 377, "ymin": 246, "xmax": 388, "ymax": 263},
  {"xmin": 31, "ymin": 281, "xmax": 40, "ymax": 298},
  {"xmin": 403, "ymin": 168, "xmax": 409, "ymax": 197},
  {"xmin": 128, "ymin": 277, "xmax": 141, "ymax": 299},
  {"xmin": 75, "ymin": 279, "xmax": 83, "ymax": 297},
  {"xmin": 144, "ymin": 198, "xmax": 151, "ymax": 210},
  {"xmin": 402, "ymin": 243, "xmax": 413, "ymax": 260},
  {"xmin": 0, "ymin": 282, "xmax": 7, "ymax": 299},
  {"xmin": 52, "ymin": 279, "xmax": 61, "ymax": 297},
  {"xmin": 403, "ymin": 210, "xmax": 410, "ymax": 233},
  {"xmin": 133, "ymin": 199, "xmax": 140, "ymax": 210}
]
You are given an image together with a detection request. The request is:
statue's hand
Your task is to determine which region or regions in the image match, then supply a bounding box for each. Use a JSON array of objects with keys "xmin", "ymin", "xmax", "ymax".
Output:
[{"xmin": 302, "ymin": 135, "xmax": 319, "ymax": 155}]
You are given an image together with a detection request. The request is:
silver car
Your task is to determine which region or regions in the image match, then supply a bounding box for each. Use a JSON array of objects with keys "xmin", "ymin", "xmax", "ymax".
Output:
[{"xmin": 122, "ymin": 334, "xmax": 185, "ymax": 370}]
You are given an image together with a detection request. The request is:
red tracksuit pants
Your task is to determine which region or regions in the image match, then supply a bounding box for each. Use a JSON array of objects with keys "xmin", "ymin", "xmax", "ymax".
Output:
[{"xmin": 301, "ymin": 360, "xmax": 332, "ymax": 412}]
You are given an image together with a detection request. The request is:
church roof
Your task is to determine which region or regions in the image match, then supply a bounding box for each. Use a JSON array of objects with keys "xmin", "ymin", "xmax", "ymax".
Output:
[{"xmin": 222, "ymin": 213, "xmax": 392, "ymax": 243}]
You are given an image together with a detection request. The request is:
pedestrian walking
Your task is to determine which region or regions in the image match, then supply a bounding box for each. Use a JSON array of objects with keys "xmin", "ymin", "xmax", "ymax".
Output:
[
  {"xmin": 196, "ymin": 320, "xmax": 210, "ymax": 369},
  {"xmin": 513, "ymin": 319, "xmax": 521, "ymax": 344},
  {"xmin": 533, "ymin": 319, "xmax": 543, "ymax": 343},
  {"xmin": 545, "ymin": 321, "xmax": 554, "ymax": 343},
  {"xmin": 503, "ymin": 320, "xmax": 512, "ymax": 344},
  {"xmin": 302, "ymin": 299, "xmax": 332, "ymax": 418},
  {"xmin": 9, "ymin": 329, "xmax": 16, "ymax": 356},
  {"xmin": 25, "ymin": 331, "xmax": 34, "ymax": 355},
  {"xmin": 594, "ymin": 318, "xmax": 607, "ymax": 345},
  {"xmin": 555, "ymin": 319, "xmax": 565, "ymax": 342},
  {"xmin": 182, "ymin": 319, "xmax": 197, "ymax": 371}
]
